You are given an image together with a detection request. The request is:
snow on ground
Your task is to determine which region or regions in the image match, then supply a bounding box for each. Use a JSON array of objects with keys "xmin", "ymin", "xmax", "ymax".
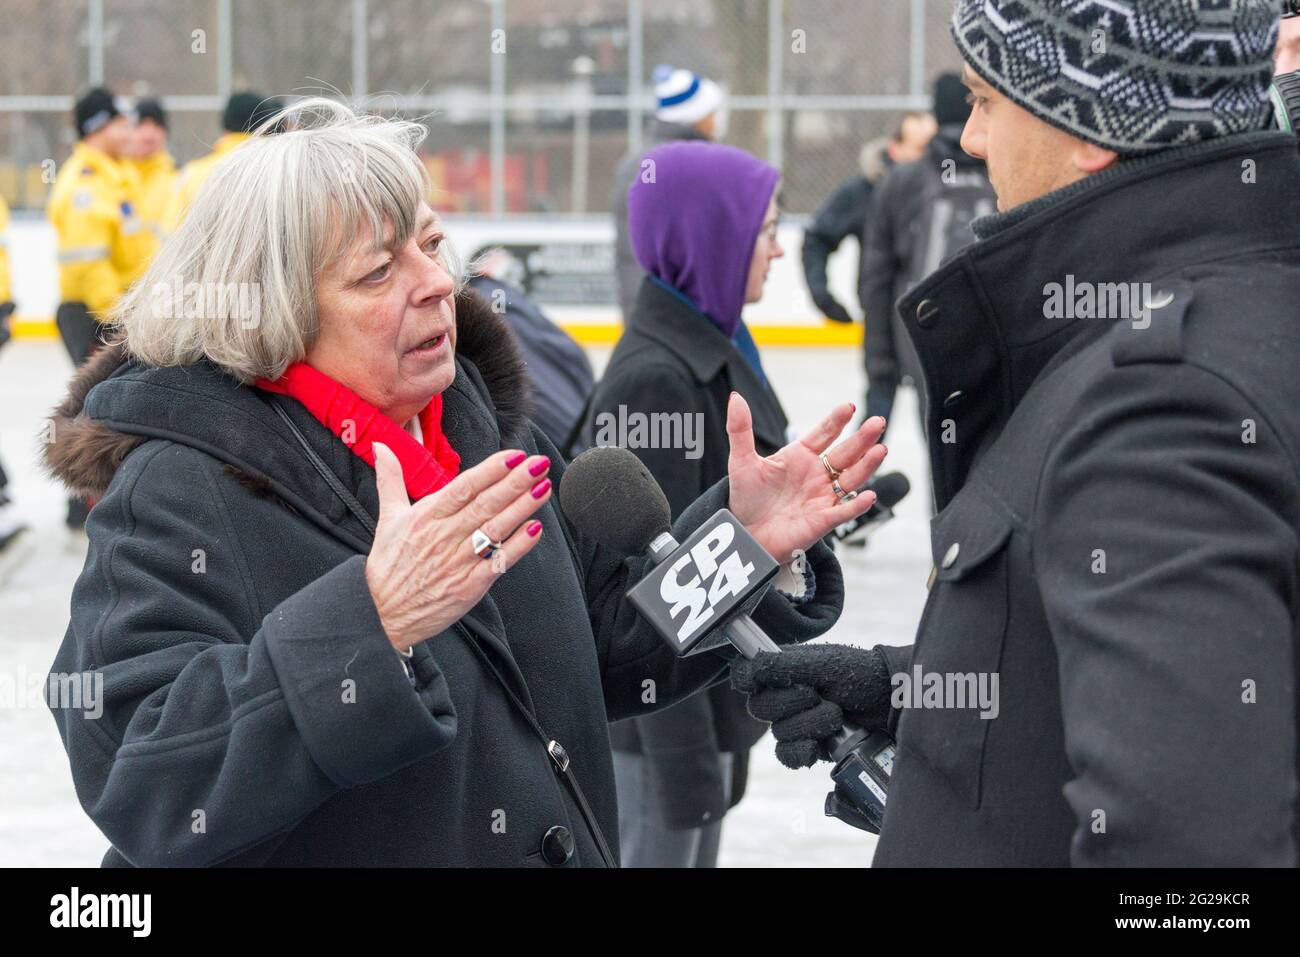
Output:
[{"xmin": 0, "ymin": 338, "xmax": 931, "ymax": 867}]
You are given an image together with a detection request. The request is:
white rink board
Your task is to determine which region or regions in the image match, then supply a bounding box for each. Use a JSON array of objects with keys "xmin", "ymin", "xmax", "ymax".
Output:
[{"xmin": 4, "ymin": 215, "xmax": 864, "ymax": 328}]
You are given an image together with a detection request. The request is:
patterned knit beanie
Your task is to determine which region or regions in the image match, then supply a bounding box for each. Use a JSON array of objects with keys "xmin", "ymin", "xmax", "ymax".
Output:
[{"xmin": 951, "ymin": 0, "xmax": 1279, "ymax": 154}]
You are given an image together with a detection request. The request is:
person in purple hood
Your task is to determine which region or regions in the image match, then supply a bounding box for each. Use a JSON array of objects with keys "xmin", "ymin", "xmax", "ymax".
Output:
[{"xmin": 585, "ymin": 140, "xmax": 809, "ymax": 866}]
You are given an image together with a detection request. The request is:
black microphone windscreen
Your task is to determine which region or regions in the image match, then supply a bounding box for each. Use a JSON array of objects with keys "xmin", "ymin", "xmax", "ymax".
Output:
[
  {"xmin": 557, "ymin": 446, "xmax": 673, "ymax": 555},
  {"xmin": 873, "ymin": 472, "xmax": 911, "ymax": 509}
]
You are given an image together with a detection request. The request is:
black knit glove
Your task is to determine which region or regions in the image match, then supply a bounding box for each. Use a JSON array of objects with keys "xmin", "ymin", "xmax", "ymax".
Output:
[
  {"xmin": 814, "ymin": 296, "xmax": 855, "ymax": 325},
  {"xmin": 0, "ymin": 302, "xmax": 13, "ymax": 349},
  {"xmin": 731, "ymin": 644, "xmax": 893, "ymax": 770}
]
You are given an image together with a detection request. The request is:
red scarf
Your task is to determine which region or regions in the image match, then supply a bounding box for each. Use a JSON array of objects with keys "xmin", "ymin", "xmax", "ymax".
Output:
[{"xmin": 256, "ymin": 362, "xmax": 461, "ymax": 500}]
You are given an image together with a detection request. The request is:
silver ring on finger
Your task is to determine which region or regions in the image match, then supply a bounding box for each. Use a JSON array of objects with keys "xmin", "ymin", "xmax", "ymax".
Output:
[
  {"xmin": 831, "ymin": 479, "xmax": 857, "ymax": 502},
  {"xmin": 470, "ymin": 527, "xmax": 505, "ymax": 560}
]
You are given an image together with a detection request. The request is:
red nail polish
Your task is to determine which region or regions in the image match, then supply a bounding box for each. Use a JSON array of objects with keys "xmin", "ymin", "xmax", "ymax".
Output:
[
  {"xmin": 505, "ymin": 451, "xmax": 526, "ymax": 469},
  {"xmin": 527, "ymin": 520, "xmax": 543, "ymax": 537},
  {"xmin": 849, "ymin": 402, "xmax": 856, "ymax": 412},
  {"xmin": 529, "ymin": 457, "xmax": 551, "ymax": 477},
  {"xmin": 531, "ymin": 478, "xmax": 551, "ymax": 499}
]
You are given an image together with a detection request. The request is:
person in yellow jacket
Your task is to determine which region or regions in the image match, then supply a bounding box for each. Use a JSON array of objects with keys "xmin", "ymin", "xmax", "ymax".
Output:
[
  {"xmin": 128, "ymin": 98, "xmax": 177, "ymax": 241},
  {"xmin": 48, "ymin": 88, "xmax": 156, "ymax": 352},
  {"xmin": 164, "ymin": 91, "xmax": 283, "ymax": 231},
  {"xmin": 0, "ymin": 195, "xmax": 28, "ymax": 554},
  {"xmin": 47, "ymin": 87, "xmax": 156, "ymax": 528},
  {"xmin": 0, "ymin": 194, "xmax": 13, "ymax": 318}
]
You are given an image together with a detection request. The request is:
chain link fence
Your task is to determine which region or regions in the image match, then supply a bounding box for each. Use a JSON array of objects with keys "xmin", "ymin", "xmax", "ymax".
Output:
[{"xmin": 0, "ymin": 0, "xmax": 967, "ymax": 214}]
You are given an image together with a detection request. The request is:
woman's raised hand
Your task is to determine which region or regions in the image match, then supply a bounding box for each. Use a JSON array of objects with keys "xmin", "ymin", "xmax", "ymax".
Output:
[
  {"xmin": 725, "ymin": 393, "xmax": 888, "ymax": 563},
  {"xmin": 364, "ymin": 444, "xmax": 553, "ymax": 652}
]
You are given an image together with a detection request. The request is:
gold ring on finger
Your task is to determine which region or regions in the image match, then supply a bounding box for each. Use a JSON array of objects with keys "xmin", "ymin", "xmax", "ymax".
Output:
[{"xmin": 820, "ymin": 452, "xmax": 842, "ymax": 482}]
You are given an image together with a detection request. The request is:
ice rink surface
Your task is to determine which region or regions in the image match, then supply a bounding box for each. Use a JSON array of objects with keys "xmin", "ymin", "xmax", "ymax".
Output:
[{"xmin": 0, "ymin": 338, "xmax": 932, "ymax": 867}]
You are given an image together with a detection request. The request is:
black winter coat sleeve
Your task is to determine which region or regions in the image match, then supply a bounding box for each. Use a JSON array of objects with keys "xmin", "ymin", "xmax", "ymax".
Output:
[
  {"xmin": 1033, "ymin": 362, "xmax": 1297, "ymax": 867},
  {"xmin": 47, "ymin": 442, "xmax": 459, "ymax": 867},
  {"xmin": 859, "ymin": 176, "xmax": 904, "ymax": 380},
  {"xmin": 801, "ymin": 177, "xmax": 870, "ymax": 324}
]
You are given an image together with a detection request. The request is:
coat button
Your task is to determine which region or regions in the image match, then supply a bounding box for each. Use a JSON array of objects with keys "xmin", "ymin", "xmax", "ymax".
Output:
[
  {"xmin": 943, "ymin": 390, "xmax": 966, "ymax": 408},
  {"xmin": 541, "ymin": 825, "xmax": 574, "ymax": 866},
  {"xmin": 916, "ymin": 299, "xmax": 941, "ymax": 328},
  {"xmin": 941, "ymin": 542, "xmax": 960, "ymax": 569}
]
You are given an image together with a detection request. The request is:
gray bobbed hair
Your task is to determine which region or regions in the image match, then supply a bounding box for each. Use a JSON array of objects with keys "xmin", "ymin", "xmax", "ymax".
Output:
[{"xmin": 115, "ymin": 97, "xmax": 462, "ymax": 382}]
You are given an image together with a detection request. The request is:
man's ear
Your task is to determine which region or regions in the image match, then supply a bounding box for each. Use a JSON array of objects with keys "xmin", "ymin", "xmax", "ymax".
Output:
[{"xmin": 1072, "ymin": 139, "xmax": 1119, "ymax": 175}]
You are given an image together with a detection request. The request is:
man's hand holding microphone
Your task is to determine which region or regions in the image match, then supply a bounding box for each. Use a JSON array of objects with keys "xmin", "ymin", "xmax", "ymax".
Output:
[{"xmin": 731, "ymin": 644, "xmax": 896, "ymax": 770}]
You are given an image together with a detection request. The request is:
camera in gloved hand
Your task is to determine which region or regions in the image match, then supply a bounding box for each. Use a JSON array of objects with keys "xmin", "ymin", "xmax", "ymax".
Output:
[
  {"xmin": 731, "ymin": 643, "xmax": 896, "ymax": 769},
  {"xmin": 733, "ymin": 643, "xmax": 899, "ymax": 831}
]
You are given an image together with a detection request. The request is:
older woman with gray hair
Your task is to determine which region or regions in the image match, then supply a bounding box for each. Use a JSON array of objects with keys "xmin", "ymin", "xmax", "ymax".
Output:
[{"xmin": 44, "ymin": 99, "xmax": 888, "ymax": 867}]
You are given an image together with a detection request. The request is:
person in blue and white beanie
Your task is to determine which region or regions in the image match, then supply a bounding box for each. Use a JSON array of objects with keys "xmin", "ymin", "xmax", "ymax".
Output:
[
  {"xmin": 734, "ymin": 1, "xmax": 1300, "ymax": 867},
  {"xmin": 651, "ymin": 66, "xmax": 726, "ymax": 132}
]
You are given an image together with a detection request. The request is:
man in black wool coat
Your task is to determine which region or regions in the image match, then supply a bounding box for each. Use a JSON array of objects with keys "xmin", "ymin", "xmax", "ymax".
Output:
[{"xmin": 735, "ymin": 0, "xmax": 1300, "ymax": 866}]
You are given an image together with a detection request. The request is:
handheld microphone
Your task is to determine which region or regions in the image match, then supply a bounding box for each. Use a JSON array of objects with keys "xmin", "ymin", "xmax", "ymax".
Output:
[
  {"xmin": 558, "ymin": 446, "xmax": 895, "ymax": 833},
  {"xmin": 556, "ymin": 446, "xmax": 782, "ymax": 657},
  {"xmin": 832, "ymin": 472, "xmax": 910, "ymax": 544}
]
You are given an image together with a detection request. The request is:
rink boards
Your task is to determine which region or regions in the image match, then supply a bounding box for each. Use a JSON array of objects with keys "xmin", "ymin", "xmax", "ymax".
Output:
[{"xmin": 3, "ymin": 215, "xmax": 865, "ymax": 348}]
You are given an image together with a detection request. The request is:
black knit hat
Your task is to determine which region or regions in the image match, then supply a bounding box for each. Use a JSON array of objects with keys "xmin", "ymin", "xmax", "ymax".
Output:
[
  {"xmin": 251, "ymin": 96, "xmax": 290, "ymax": 134},
  {"xmin": 74, "ymin": 86, "xmax": 121, "ymax": 138},
  {"xmin": 135, "ymin": 98, "xmax": 168, "ymax": 130},
  {"xmin": 932, "ymin": 72, "xmax": 971, "ymax": 128},
  {"xmin": 952, "ymin": 0, "xmax": 1279, "ymax": 154},
  {"xmin": 222, "ymin": 91, "xmax": 280, "ymax": 133}
]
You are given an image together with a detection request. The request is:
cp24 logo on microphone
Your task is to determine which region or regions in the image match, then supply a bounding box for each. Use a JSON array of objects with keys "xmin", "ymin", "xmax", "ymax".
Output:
[{"xmin": 628, "ymin": 510, "xmax": 780, "ymax": 655}]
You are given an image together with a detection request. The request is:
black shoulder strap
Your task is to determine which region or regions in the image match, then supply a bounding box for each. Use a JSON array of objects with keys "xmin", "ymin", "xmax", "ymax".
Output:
[{"xmin": 269, "ymin": 397, "xmax": 377, "ymax": 536}]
